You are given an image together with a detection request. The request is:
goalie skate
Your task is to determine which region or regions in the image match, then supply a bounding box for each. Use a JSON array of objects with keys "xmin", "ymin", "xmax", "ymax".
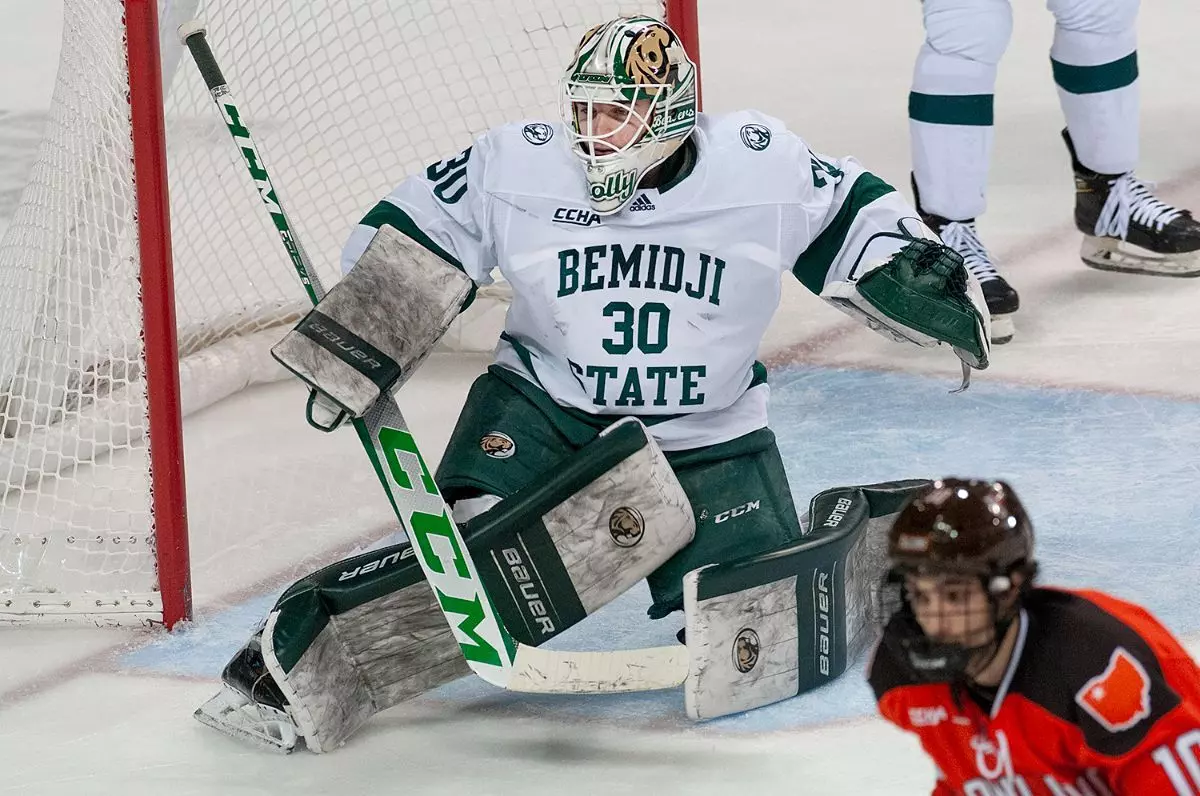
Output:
[{"xmin": 193, "ymin": 684, "xmax": 300, "ymax": 754}]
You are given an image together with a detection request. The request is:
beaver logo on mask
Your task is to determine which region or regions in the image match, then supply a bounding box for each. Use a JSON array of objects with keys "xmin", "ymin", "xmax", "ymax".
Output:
[{"xmin": 625, "ymin": 25, "xmax": 674, "ymax": 86}]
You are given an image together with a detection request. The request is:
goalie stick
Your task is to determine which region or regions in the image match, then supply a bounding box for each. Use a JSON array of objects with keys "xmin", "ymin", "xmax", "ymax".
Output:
[{"xmin": 178, "ymin": 21, "xmax": 687, "ymax": 696}]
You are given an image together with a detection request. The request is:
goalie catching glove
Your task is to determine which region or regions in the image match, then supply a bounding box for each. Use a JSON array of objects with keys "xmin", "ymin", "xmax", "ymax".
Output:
[{"xmin": 821, "ymin": 217, "xmax": 991, "ymax": 386}]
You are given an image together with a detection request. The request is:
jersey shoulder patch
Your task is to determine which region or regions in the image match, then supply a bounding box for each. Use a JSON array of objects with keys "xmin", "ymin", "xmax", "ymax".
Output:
[
  {"xmin": 1075, "ymin": 646, "xmax": 1154, "ymax": 733},
  {"xmin": 698, "ymin": 110, "xmax": 806, "ymax": 158},
  {"xmin": 691, "ymin": 110, "xmax": 815, "ymax": 207}
]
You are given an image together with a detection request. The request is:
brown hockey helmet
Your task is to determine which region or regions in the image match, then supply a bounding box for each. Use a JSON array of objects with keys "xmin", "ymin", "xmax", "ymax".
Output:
[{"xmin": 888, "ymin": 478, "xmax": 1034, "ymax": 576}]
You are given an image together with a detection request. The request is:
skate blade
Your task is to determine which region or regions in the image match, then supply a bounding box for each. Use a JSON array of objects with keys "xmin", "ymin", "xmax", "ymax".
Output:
[
  {"xmin": 989, "ymin": 313, "xmax": 1015, "ymax": 345},
  {"xmin": 1081, "ymin": 236, "xmax": 1200, "ymax": 277},
  {"xmin": 194, "ymin": 685, "xmax": 300, "ymax": 754}
]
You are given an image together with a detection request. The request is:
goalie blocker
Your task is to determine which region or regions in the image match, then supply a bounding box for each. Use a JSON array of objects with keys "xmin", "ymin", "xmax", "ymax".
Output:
[
  {"xmin": 196, "ymin": 417, "xmax": 694, "ymax": 753},
  {"xmin": 270, "ymin": 224, "xmax": 476, "ymax": 429}
]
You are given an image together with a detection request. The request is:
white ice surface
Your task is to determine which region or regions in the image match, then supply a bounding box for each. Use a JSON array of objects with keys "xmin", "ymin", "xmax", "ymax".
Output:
[{"xmin": 3, "ymin": 1, "xmax": 1200, "ymax": 794}]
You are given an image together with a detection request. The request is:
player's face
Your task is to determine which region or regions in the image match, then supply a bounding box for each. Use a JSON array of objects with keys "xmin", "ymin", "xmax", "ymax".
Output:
[
  {"xmin": 905, "ymin": 574, "xmax": 995, "ymax": 650},
  {"xmin": 572, "ymin": 98, "xmax": 654, "ymax": 154}
]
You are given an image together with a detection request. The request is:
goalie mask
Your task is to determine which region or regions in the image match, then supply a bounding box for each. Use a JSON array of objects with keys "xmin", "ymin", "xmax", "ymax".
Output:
[{"xmin": 560, "ymin": 16, "xmax": 698, "ymax": 214}]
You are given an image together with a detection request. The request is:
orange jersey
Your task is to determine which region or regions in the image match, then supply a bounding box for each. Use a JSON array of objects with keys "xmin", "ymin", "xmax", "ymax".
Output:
[{"xmin": 869, "ymin": 588, "xmax": 1200, "ymax": 795}]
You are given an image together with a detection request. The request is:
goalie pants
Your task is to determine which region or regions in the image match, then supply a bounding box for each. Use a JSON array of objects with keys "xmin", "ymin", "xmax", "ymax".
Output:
[
  {"xmin": 435, "ymin": 365, "xmax": 803, "ymax": 619},
  {"xmin": 912, "ymin": 0, "xmax": 1140, "ymax": 220}
]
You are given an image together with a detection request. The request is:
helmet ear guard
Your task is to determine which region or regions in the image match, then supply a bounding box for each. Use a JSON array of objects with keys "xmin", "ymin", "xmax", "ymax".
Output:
[{"xmin": 560, "ymin": 16, "xmax": 698, "ymax": 214}]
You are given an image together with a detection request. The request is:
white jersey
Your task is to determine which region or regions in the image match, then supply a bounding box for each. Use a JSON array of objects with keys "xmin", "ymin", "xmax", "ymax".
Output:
[{"xmin": 342, "ymin": 111, "xmax": 921, "ymax": 450}]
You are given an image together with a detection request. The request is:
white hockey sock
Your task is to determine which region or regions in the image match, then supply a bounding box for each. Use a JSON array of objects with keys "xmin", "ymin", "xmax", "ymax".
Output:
[{"xmin": 1049, "ymin": 0, "xmax": 1140, "ymax": 175}]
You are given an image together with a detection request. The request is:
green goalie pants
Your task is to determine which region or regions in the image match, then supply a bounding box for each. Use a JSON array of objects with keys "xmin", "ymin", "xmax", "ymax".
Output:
[{"xmin": 434, "ymin": 365, "xmax": 803, "ymax": 619}]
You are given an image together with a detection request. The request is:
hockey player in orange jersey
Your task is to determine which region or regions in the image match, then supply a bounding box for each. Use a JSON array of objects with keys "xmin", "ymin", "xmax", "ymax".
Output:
[{"xmin": 868, "ymin": 478, "xmax": 1200, "ymax": 795}]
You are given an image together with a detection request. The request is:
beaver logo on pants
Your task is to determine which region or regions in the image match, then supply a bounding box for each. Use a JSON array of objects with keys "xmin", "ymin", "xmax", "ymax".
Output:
[
  {"xmin": 480, "ymin": 431, "xmax": 515, "ymax": 459},
  {"xmin": 1075, "ymin": 647, "xmax": 1152, "ymax": 732},
  {"xmin": 733, "ymin": 628, "xmax": 760, "ymax": 673}
]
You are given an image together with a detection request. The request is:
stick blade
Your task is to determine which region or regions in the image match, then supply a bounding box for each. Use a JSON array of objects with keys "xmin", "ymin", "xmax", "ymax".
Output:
[{"xmin": 507, "ymin": 644, "xmax": 689, "ymax": 694}]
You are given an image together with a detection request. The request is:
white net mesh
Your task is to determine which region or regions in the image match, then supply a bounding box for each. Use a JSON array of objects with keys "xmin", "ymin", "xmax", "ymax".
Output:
[{"xmin": 0, "ymin": 0, "xmax": 677, "ymax": 624}]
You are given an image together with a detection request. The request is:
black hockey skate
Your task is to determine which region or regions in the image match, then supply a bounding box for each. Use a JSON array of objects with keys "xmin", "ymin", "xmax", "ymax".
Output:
[
  {"xmin": 1064, "ymin": 129, "xmax": 1200, "ymax": 276},
  {"xmin": 193, "ymin": 632, "xmax": 301, "ymax": 752},
  {"xmin": 912, "ymin": 175, "xmax": 1019, "ymax": 344},
  {"xmin": 220, "ymin": 632, "xmax": 289, "ymax": 711}
]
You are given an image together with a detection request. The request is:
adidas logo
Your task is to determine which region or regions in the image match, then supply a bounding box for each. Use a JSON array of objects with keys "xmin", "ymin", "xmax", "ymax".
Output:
[{"xmin": 629, "ymin": 193, "xmax": 656, "ymax": 212}]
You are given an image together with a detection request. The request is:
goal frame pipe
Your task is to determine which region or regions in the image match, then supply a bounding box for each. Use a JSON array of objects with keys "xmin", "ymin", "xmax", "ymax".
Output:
[
  {"xmin": 126, "ymin": 0, "xmax": 192, "ymax": 629},
  {"xmin": 664, "ymin": 0, "xmax": 702, "ymax": 109}
]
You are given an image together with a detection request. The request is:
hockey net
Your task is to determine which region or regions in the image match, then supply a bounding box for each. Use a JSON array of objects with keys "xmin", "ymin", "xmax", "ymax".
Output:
[{"xmin": 0, "ymin": 0, "xmax": 699, "ymax": 626}]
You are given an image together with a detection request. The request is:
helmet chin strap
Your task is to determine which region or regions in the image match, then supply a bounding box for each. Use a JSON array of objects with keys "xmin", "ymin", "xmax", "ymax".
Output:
[{"xmin": 961, "ymin": 574, "xmax": 1020, "ymax": 680}]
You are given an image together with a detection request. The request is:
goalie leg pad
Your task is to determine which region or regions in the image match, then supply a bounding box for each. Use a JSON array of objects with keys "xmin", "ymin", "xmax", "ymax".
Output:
[
  {"xmin": 681, "ymin": 479, "xmax": 930, "ymax": 721},
  {"xmin": 271, "ymin": 223, "xmax": 475, "ymax": 419},
  {"xmin": 208, "ymin": 418, "xmax": 693, "ymax": 752},
  {"xmin": 467, "ymin": 416, "xmax": 696, "ymax": 646},
  {"xmin": 258, "ymin": 543, "xmax": 472, "ymax": 753}
]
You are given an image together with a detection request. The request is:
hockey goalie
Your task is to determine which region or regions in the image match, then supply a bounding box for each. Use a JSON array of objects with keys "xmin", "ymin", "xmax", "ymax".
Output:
[{"xmin": 195, "ymin": 15, "xmax": 990, "ymax": 752}]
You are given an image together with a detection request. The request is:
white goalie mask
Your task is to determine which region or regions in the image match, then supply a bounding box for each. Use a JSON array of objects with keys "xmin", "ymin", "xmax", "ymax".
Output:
[{"xmin": 560, "ymin": 16, "xmax": 698, "ymax": 215}]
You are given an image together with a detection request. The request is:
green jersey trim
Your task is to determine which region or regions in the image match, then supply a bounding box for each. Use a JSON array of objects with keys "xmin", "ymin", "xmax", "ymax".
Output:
[{"xmin": 791, "ymin": 172, "xmax": 896, "ymax": 294}]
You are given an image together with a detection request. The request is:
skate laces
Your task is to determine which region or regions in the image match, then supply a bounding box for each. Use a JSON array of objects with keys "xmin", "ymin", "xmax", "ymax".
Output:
[
  {"xmin": 938, "ymin": 221, "xmax": 1000, "ymax": 283},
  {"xmin": 1095, "ymin": 173, "xmax": 1183, "ymax": 239}
]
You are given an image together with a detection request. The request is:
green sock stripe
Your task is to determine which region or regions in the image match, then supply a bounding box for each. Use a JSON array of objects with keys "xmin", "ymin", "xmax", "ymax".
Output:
[
  {"xmin": 1051, "ymin": 52, "xmax": 1138, "ymax": 95},
  {"xmin": 908, "ymin": 92, "xmax": 994, "ymax": 126}
]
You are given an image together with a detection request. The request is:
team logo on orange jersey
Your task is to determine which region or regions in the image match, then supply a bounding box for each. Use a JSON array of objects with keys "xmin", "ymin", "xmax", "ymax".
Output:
[{"xmin": 1075, "ymin": 647, "xmax": 1153, "ymax": 732}]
